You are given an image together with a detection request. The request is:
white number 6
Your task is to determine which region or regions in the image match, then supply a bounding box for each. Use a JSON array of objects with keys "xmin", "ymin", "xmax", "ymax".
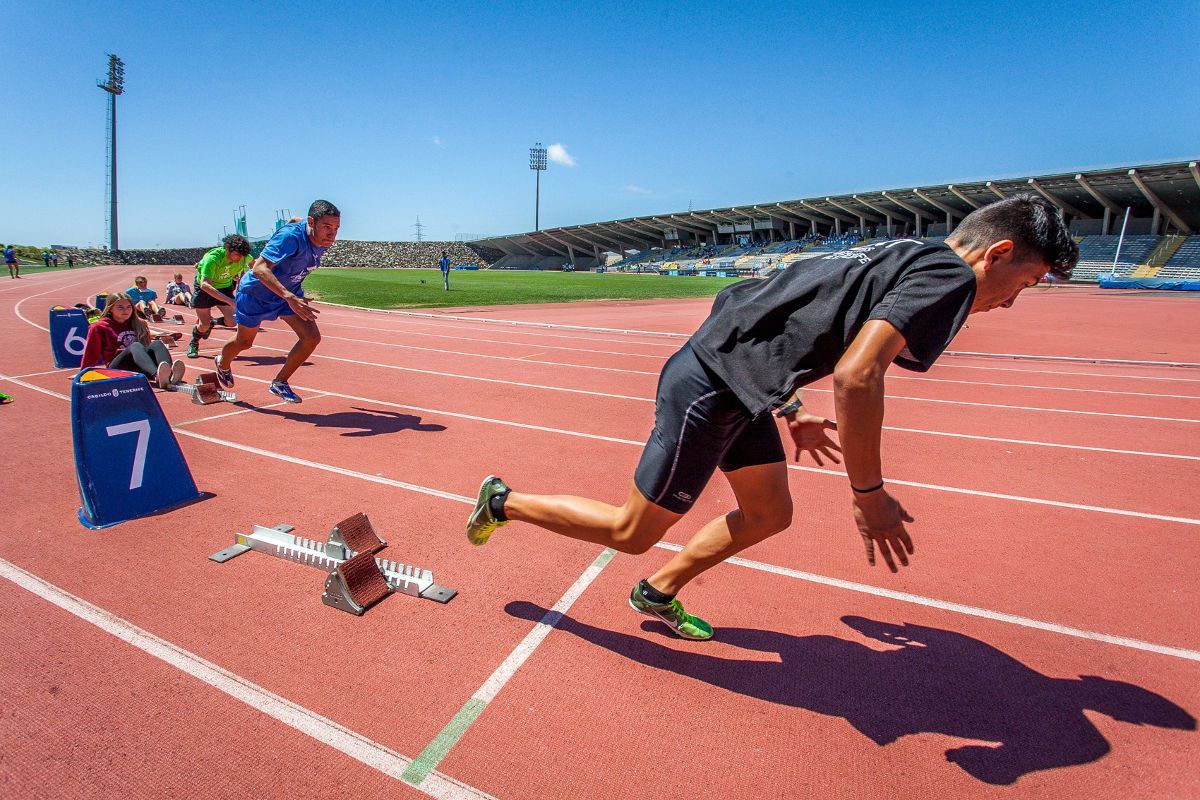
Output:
[
  {"xmin": 64, "ymin": 326, "xmax": 87, "ymax": 355},
  {"xmin": 105, "ymin": 419, "xmax": 151, "ymax": 490}
]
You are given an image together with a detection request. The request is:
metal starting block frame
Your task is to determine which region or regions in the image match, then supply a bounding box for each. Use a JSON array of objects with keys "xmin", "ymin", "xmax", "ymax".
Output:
[
  {"xmin": 208, "ymin": 513, "xmax": 456, "ymax": 614},
  {"xmin": 171, "ymin": 372, "xmax": 237, "ymax": 405}
]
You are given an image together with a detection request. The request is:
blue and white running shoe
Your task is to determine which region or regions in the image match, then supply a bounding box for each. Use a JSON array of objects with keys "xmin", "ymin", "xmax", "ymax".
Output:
[
  {"xmin": 213, "ymin": 355, "xmax": 234, "ymax": 388},
  {"xmin": 269, "ymin": 380, "xmax": 302, "ymax": 403}
]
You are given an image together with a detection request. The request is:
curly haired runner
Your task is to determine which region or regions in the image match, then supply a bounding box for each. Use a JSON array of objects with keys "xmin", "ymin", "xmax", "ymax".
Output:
[
  {"xmin": 468, "ymin": 194, "xmax": 1078, "ymax": 640},
  {"xmin": 187, "ymin": 234, "xmax": 251, "ymax": 359},
  {"xmin": 214, "ymin": 201, "xmax": 340, "ymax": 403}
]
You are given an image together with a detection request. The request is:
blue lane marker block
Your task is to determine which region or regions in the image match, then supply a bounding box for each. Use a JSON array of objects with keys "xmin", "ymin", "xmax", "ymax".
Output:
[
  {"xmin": 71, "ymin": 368, "xmax": 202, "ymax": 529},
  {"xmin": 49, "ymin": 306, "xmax": 90, "ymax": 368}
]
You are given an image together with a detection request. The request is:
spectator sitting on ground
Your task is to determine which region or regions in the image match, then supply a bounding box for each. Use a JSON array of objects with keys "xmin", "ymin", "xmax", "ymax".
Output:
[
  {"xmin": 80, "ymin": 291, "xmax": 185, "ymax": 389},
  {"xmin": 126, "ymin": 275, "xmax": 165, "ymax": 321},
  {"xmin": 165, "ymin": 273, "xmax": 193, "ymax": 307}
]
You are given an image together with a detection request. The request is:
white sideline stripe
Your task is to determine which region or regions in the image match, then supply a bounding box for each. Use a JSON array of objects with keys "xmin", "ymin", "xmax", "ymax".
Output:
[
  {"xmin": 316, "ymin": 302, "xmax": 689, "ymax": 339},
  {"xmin": 802, "ymin": 387, "xmax": 1200, "ymax": 424},
  {"xmin": 318, "ymin": 319, "xmax": 673, "ymax": 359},
  {"xmin": 14, "ymin": 274, "xmax": 114, "ymax": 332},
  {"xmin": 171, "ymin": 395, "xmax": 327, "ymax": 427},
  {"xmin": 4, "ymin": 369, "xmax": 72, "ymax": 380},
  {"xmin": 255, "ymin": 342, "xmax": 1200, "ymax": 424},
  {"xmin": 0, "ymin": 558, "xmax": 493, "ymax": 800},
  {"xmin": 944, "ymin": 350, "xmax": 1200, "ymax": 369},
  {"xmin": 652, "ymin": 543, "xmax": 1200, "ymax": 663},
  {"xmin": 3, "ymin": 369, "xmax": 1198, "ymax": 524},
  {"xmin": 325, "ymin": 314, "xmax": 682, "ymax": 349},
  {"xmin": 785, "ymin": 464, "xmax": 1200, "ymax": 526},
  {"xmin": 880, "ymin": 425, "xmax": 1200, "ymax": 462},
  {"xmin": 889, "ymin": 374, "xmax": 1200, "ymax": 400},
  {"xmin": 309, "ymin": 331, "xmax": 660, "ymax": 376},
  {"xmin": 318, "ymin": 302, "xmax": 1200, "ymax": 369},
  {"xmin": 934, "ymin": 362, "xmax": 1200, "ymax": 384},
  {"xmin": 5, "ymin": 371, "xmax": 1198, "ymax": 663}
]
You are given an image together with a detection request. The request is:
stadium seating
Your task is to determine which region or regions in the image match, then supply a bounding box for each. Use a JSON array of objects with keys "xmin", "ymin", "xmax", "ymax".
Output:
[
  {"xmin": 1157, "ymin": 235, "xmax": 1200, "ymax": 280},
  {"xmin": 1070, "ymin": 235, "xmax": 1161, "ymax": 281}
]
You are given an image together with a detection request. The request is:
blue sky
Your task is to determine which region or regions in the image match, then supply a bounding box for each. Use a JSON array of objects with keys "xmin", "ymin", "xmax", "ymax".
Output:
[{"xmin": 3, "ymin": 0, "xmax": 1198, "ymax": 247}]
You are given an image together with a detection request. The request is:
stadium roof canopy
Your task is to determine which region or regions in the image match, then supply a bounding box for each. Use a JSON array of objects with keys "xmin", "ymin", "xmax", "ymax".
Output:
[{"xmin": 475, "ymin": 159, "xmax": 1200, "ymax": 259}]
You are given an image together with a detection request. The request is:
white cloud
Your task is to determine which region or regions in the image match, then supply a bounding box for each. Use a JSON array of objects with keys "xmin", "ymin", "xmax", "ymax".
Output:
[
  {"xmin": 624, "ymin": 184, "xmax": 651, "ymax": 194},
  {"xmin": 547, "ymin": 143, "xmax": 576, "ymax": 166},
  {"xmin": 431, "ymin": 136, "xmax": 444, "ymax": 147}
]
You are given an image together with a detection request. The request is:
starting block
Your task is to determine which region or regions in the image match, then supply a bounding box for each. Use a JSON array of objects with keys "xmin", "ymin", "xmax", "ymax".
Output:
[
  {"xmin": 171, "ymin": 372, "xmax": 237, "ymax": 405},
  {"xmin": 209, "ymin": 512, "xmax": 456, "ymax": 614},
  {"xmin": 156, "ymin": 332, "xmax": 183, "ymax": 349}
]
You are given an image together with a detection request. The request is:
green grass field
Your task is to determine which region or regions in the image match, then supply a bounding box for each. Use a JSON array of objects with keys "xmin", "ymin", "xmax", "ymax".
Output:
[{"xmin": 304, "ymin": 268, "xmax": 743, "ymax": 309}]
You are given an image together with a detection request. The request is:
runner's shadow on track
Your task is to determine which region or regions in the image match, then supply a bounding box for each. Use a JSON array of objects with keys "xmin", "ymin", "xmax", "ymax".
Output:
[
  {"xmin": 231, "ymin": 354, "xmax": 315, "ymax": 368},
  {"xmin": 505, "ymin": 602, "xmax": 1195, "ymax": 785},
  {"xmin": 245, "ymin": 405, "xmax": 446, "ymax": 438}
]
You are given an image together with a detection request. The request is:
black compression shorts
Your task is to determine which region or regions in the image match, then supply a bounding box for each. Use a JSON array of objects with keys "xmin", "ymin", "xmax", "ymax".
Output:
[
  {"xmin": 194, "ymin": 286, "xmax": 235, "ymax": 309},
  {"xmin": 634, "ymin": 343, "xmax": 785, "ymax": 514}
]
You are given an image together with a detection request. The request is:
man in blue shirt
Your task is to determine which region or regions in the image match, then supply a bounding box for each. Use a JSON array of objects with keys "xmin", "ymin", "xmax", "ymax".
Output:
[
  {"xmin": 4, "ymin": 245, "xmax": 17, "ymax": 279},
  {"xmin": 215, "ymin": 199, "xmax": 340, "ymax": 403},
  {"xmin": 439, "ymin": 250, "xmax": 451, "ymax": 290}
]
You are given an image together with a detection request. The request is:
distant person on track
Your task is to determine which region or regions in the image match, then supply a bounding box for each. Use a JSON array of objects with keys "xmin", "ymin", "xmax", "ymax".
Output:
[
  {"xmin": 126, "ymin": 276, "xmax": 165, "ymax": 321},
  {"xmin": 42, "ymin": 251, "xmax": 51, "ymax": 268},
  {"xmin": 81, "ymin": 292, "xmax": 186, "ymax": 389},
  {"xmin": 439, "ymin": 250, "xmax": 451, "ymax": 290},
  {"xmin": 4, "ymin": 245, "xmax": 17, "ymax": 279},
  {"xmin": 187, "ymin": 234, "xmax": 250, "ymax": 359},
  {"xmin": 215, "ymin": 200, "xmax": 340, "ymax": 403},
  {"xmin": 166, "ymin": 272, "xmax": 194, "ymax": 307},
  {"xmin": 51, "ymin": 250, "xmax": 58, "ymax": 267},
  {"xmin": 66, "ymin": 253, "xmax": 75, "ymax": 269},
  {"xmin": 467, "ymin": 194, "xmax": 1078, "ymax": 640}
]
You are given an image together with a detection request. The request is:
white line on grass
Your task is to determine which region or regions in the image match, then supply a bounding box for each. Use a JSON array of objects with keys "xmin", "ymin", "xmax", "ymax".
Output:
[{"xmin": 0, "ymin": 558, "xmax": 494, "ymax": 800}]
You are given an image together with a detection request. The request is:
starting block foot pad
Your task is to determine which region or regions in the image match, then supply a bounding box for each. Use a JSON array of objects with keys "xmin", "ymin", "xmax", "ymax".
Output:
[
  {"xmin": 330, "ymin": 512, "xmax": 385, "ymax": 556},
  {"xmin": 172, "ymin": 372, "xmax": 236, "ymax": 404},
  {"xmin": 323, "ymin": 551, "xmax": 391, "ymax": 615}
]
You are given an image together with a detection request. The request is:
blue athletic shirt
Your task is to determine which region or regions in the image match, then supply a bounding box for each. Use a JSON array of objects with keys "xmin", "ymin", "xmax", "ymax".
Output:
[
  {"xmin": 3, "ymin": 247, "xmax": 14, "ymax": 262},
  {"xmin": 440, "ymin": 256, "xmax": 450, "ymax": 271},
  {"xmin": 126, "ymin": 286, "xmax": 159, "ymax": 304},
  {"xmin": 239, "ymin": 221, "xmax": 329, "ymax": 301}
]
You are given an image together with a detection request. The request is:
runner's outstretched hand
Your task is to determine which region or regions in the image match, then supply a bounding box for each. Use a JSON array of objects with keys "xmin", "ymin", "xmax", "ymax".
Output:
[
  {"xmin": 851, "ymin": 489, "xmax": 914, "ymax": 572},
  {"xmin": 786, "ymin": 412, "xmax": 841, "ymax": 466},
  {"xmin": 286, "ymin": 294, "xmax": 320, "ymax": 322}
]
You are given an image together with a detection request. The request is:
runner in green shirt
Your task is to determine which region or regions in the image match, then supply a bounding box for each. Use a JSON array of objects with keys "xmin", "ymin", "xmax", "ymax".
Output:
[{"xmin": 188, "ymin": 234, "xmax": 251, "ymax": 358}]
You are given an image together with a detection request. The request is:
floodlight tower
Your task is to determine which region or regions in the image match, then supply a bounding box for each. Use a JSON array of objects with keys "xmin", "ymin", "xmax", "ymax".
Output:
[
  {"xmin": 529, "ymin": 142, "xmax": 548, "ymax": 231},
  {"xmin": 97, "ymin": 54, "xmax": 125, "ymax": 251}
]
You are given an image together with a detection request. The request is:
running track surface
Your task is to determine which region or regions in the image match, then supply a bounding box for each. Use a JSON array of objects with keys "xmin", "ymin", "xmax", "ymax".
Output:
[{"xmin": 1, "ymin": 266, "xmax": 1197, "ymax": 799}]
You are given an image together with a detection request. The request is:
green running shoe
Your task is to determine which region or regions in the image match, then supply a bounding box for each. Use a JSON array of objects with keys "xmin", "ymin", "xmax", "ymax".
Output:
[
  {"xmin": 467, "ymin": 475, "xmax": 510, "ymax": 546},
  {"xmin": 186, "ymin": 339, "xmax": 200, "ymax": 358},
  {"xmin": 628, "ymin": 582, "xmax": 713, "ymax": 640}
]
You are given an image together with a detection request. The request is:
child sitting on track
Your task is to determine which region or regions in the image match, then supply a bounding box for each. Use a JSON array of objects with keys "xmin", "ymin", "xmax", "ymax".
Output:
[
  {"xmin": 126, "ymin": 276, "xmax": 165, "ymax": 322},
  {"xmin": 165, "ymin": 273, "xmax": 194, "ymax": 307},
  {"xmin": 81, "ymin": 292, "xmax": 186, "ymax": 389}
]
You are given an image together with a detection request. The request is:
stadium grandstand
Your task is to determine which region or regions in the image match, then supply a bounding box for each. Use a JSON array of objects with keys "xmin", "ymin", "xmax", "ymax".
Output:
[{"xmin": 472, "ymin": 160, "xmax": 1200, "ymax": 283}]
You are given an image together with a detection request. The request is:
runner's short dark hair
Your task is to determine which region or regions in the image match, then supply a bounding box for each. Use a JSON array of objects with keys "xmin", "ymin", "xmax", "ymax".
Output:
[
  {"xmin": 949, "ymin": 193, "xmax": 1078, "ymax": 280},
  {"xmin": 223, "ymin": 233, "xmax": 251, "ymax": 256},
  {"xmin": 308, "ymin": 200, "xmax": 341, "ymax": 221}
]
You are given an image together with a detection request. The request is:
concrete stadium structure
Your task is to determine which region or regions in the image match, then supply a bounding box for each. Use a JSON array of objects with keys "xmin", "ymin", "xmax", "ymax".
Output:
[{"xmin": 475, "ymin": 160, "xmax": 1200, "ymax": 270}]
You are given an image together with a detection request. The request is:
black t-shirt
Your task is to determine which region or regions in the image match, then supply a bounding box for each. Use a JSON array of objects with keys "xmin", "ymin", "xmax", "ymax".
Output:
[{"xmin": 689, "ymin": 239, "xmax": 976, "ymax": 416}]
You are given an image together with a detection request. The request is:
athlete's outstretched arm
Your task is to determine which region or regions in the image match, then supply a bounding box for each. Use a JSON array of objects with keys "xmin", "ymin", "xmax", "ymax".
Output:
[{"xmin": 833, "ymin": 319, "xmax": 914, "ymax": 572}]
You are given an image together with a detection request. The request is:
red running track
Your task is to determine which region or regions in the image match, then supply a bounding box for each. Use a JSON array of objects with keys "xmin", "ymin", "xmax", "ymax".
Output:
[{"xmin": 0, "ymin": 265, "xmax": 1197, "ymax": 799}]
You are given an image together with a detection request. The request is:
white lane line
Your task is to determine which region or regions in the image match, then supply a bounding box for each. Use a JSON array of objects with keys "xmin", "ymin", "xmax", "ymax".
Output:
[
  {"xmin": 652, "ymin": 543, "xmax": 1200, "ymax": 663},
  {"xmin": 943, "ymin": 350, "xmax": 1200, "ymax": 369},
  {"xmin": 7, "ymin": 371, "xmax": 1197, "ymax": 662},
  {"xmin": 14, "ymin": 274, "xmax": 118, "ymax": 332},
  {"xmin": 931, "ymin": 362, "xmax": 1200, "ymax": 384},
  {"xmin": 3, "ymin": 368, "xmax": 73, "ymax": 380},
  {"xmin": 879, "ymin": 425, "xmax": 1200, "ymax": 462},
  {"xmin": 803, "ymin": 386, "xmax": 1199, "ymax": 423},
  {"xmin": 171, "ymin": 394, "xmax": 329, "ymax": 427},
  {"xmin": 0, "ymin": 558, "xmax": 493, "ymax": 800},
  {"xmin": 888, "ymin": 374, "xmax": 1200, "ymax": 400},
  {"xmin": 252, "ymin": 342, "xmax": 1200, "ymax": 424}
]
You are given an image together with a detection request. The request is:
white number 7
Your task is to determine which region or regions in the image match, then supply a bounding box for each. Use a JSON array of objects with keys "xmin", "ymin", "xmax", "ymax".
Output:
[{"xmin": 106, "ymin": 419, "xmax": 151, "ymax": 490}]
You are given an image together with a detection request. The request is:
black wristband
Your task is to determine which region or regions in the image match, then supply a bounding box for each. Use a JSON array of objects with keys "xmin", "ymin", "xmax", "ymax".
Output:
[
  {"xmin": 774, "ymin": 399, "xmax": 804, "ymax": 417},
  {"xmin": 851, "ymin": 481, "xmax": 885, "ymax": 494}
]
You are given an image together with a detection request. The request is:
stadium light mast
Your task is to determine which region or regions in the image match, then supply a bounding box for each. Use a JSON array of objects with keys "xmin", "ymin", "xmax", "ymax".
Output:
[
  {"xmin": 530, "ymin": 142, "xmax": 548, "ymax": 231},
  {"xmin": 97, "ymin": 53, "xmax": 125, "ymax": 251}
]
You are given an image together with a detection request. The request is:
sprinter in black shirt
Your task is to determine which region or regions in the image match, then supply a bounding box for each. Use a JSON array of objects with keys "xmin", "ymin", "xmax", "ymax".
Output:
[{"xmin": 467, "ymin": 194, "xmax": 1078, "ymax": 640}]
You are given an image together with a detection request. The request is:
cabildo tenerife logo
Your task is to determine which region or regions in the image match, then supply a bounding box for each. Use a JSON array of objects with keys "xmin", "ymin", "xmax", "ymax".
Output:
[{"xmin": 77, "ymin": 368, "xmax": 148, "ymax": 400}]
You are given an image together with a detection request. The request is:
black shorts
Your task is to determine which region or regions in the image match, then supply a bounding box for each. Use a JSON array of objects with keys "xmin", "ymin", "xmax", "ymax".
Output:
[
  {"xmin": 634, "ymin": 343, "xmax": 785, "ymax": 514},
  {"xmin": 195, "ymin": 286, "xmax": 235, "ymax": 309}
]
